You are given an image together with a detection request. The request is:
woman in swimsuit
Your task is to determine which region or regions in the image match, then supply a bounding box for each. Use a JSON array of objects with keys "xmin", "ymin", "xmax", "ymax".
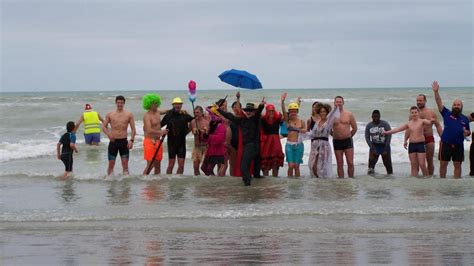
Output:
[{"xmin": 281, "ymin": 93, "xmax": 306, "ymax": 177}]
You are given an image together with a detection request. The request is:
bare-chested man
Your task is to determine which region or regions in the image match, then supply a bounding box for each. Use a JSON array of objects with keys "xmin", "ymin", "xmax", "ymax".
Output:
[
  {"xmin": 190, "ymin": 106, "xmax": 210, "ymax": 176},
  {"xmin": 142, "ymin": 93, "xmax": 168, "ymax": 175},
  {"xmin": 405, "ymin": 94, "xmax": 443, "ymax": 175},
  {"xmin": 102, "ymin": 95, "xmax": 136, "ymax": 175},
  {"xmin": 384, "ymin": 106, "xmax": 434, "ymax": 177},
  {"xmin": 332, "ymin": 96, "xmax": 357, "ymax": 178}
]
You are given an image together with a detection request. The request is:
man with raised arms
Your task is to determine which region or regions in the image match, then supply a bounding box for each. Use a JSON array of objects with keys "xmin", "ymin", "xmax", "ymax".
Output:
[
  {"xmin": 332, "ymin": 96, "xmax": 357, "ymax": 178},
  {"xmin": 411, "ymin": 94, "xmax": 443, "ymax": 175},
  {"xmin": 432, "ymin": 81, "xmax": 470, "ymax": 178},
  {"xmin": 103, "ymin": 95, "xmax": 137, "ymax": 176}
]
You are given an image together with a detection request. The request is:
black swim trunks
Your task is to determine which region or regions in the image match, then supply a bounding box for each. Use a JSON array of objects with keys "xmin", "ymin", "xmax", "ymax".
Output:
[
  {"xmin": 168, "ymin": 142, "xmax": 186, "ymax": 159},
  {"xmin": 439, "ymin": 141, "xmax": 464, "ymax": 162},
  {"xmin": 108, "ymin": 138, "xmax": 129, "ymax": 160},
  {"xmin": 408, "ymin": 142, "xmax": 426, "ymax": 154},
  {"xmin": 333, "ymin": 137, "xmax": 353, "ymax": 150}
]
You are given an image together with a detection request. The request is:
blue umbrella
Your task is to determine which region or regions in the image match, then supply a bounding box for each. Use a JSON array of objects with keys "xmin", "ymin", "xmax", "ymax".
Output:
[{"xmin": 218, "ymin": 69, "xmax": 262, "ymax": 89}]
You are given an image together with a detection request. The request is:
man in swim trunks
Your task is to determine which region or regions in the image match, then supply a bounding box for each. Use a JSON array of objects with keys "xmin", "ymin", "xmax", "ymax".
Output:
[
  {"xmin": 142, "ymin": 93, "xmax": 168, "ymax": 175},
  {"xmin": 365, "ymin": 110, "xmax": 393, "ymax": 175},
  {"xmin": 103, "ymin": 95, "xmax": 136, "ymax": 176},
  {"xmin": 161, "ymin": 97, "xmax": 194, "ymax": 175},
  {"xmin": 413, "ymin": 94, "xmax": 443, "ymax": 176},
  {"xmin": 432, "ymin": 81, "xmax": 471, "ymax": 178},
  {"xmin": 332, "ymin": 96, "xmax": 357, "ymax": 178},
  {"xmin": 190, "ymin": 105, "xmax": 210, "ymax": 175}
]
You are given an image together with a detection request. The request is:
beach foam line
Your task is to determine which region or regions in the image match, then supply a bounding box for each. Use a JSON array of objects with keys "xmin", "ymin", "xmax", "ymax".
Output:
[
  {"xmin": 0, "ymin": 140, "xmax": 58, "ymax": 162},
  {"xmin": 2, "ymin": 204, "xmax": 473, "ymax": 223}
]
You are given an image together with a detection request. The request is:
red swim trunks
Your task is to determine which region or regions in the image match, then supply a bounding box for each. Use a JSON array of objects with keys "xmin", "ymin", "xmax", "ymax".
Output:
[
  {"xmin": 424, "ymin": 135, "xmax": 435, "ymax": 144},
  {"xmin": 143, "ymin": 137, "xmax": 163, "ymax": 161}
]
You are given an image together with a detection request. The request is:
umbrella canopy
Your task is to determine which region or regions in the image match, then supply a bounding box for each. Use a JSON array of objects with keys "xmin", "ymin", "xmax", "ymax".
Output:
[{"xmin": 218, "ymin": 69, "xmax": 262, "ymax": 89}]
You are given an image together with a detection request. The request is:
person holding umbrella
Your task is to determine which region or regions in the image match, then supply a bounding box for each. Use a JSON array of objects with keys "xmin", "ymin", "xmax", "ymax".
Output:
[
  {"xmin": 216, "ymin": 98, "xmax": 265, "ymax": 186},
  {"xmin": 142, "ymin": 93, "xmax": 168, "ymax": 175},
  {"xmin": 161, "ymin": 97, "xmax": 194, "ymax": 175}
]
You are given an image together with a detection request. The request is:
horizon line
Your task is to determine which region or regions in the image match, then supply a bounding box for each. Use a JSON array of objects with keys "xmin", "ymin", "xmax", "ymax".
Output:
[{"xmin": 2, "ymin": 85, "xmax": 473, "ymax": 93}]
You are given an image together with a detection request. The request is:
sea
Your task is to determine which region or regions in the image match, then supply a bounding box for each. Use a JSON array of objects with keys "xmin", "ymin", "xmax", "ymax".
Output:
[{"xmin": 1, "ymin": 87, "xmax": 473, "ymax": 264}]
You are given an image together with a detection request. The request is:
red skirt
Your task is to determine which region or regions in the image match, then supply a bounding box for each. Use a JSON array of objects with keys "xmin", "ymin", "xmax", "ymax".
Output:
[{"xmin": 260, "ymin": 133, "xmax": 284, "ymax": 170}]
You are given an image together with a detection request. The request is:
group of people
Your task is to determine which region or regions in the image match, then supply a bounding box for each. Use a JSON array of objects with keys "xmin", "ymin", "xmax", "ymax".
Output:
[{"xmin": 57, "ymin": 81, "xmax": 473, "ymax": 185}]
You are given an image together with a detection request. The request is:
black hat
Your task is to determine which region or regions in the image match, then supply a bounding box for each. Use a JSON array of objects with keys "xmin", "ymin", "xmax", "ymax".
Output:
[{"xmin": 243, "ymin": 102, "xmax": 257, "ymax": 112}]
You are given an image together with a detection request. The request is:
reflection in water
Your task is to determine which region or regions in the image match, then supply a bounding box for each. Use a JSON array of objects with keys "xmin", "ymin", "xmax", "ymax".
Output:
[
  {"xmin": 367, "ymin": 238, "xmax": 393, "ymax": 264},
  {"xmin": 142, "ymin": 181, "xmax": 165, "ymax": 202},
  {"xmin": 59, "ymin": 179, "xmax": 79, "ymax": 203},
  {"xmin": 107, "ymin": 180, "xmax": 131, "ymax": 205},
  {"xmin": 109, "ymin": 231, "xmax": 132, "ymax": 265},
  {"xmin": 145, "ymin": 239, "xmax": 164, "ymax": 265},
  {"xmin": 365, "ymin": 188, "xmax": 393, "ymax": 200},
  {"xmin": 311, "ymin": 180, "xmax": 358, "ymax": 201},
  {"xmin": 193, "ymin": 178, "xmax": 284, "ymax": 204}
]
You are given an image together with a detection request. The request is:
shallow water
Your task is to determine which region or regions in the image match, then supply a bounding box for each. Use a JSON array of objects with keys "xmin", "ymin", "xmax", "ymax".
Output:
[{"xmin": 1, "ymin": 88, "xmax": 473, "ymax": 264}]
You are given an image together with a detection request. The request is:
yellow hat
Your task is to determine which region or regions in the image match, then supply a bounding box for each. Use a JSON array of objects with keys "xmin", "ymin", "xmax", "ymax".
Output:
[
  {"xmin": 172, "ymin": 97, "xmax": 183, "ymax": 104},
  {"xmin": 288, "ymin": 102, "xmax": 299, "ymax": 110}
]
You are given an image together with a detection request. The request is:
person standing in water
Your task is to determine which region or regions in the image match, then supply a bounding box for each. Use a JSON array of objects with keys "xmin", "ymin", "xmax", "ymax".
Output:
[
  {"xmin": 190, "ymin": 106, "xmax": 210, "ymax": 176},
  {"xmin": 103, "ymin": 95, "xmax": 136, "ymax": 176},
  {"xmin": 365, "ymin": 110, "xmax": 393, "ymax": 175},
  {"xmin": 217, "ymin": 99, "xmax": 265, "ymax": 186},
  {"xmin": 281, "ymin": 93, "xmax": 306, "ymax": 177},
  {"xmin": 142, "ymin": 93, "xmax": 168, "ymax": 175},
  {"xmin": 75, "ymin": 104, "xmax": 105, "ymax": 145},
  {"xmin": 57, "ymin": 121, "xmax": 78, "ymax": 179},
  {"xmin": 332, "ymin": 96, "xmax": 357, "ymax": 178},
  {"xmin": 432, "ymin": 81, "xmax": 470, "ymax": 178},
  {"xmin": 303, "ymin": 103, "xmax": 340, "ymax": 178},
  {"xmin": 161, "ymin": 97, "xmax": 194, "ymax": 175},
  {"xmin": 407, "ymin": 94, "xmax": 443, "ymax": 176},
  {"xmin": 260, "ymin": 103, "xmax": 284, "ymax": 177},
  {"xmin": 384, "ymin": 106, "xmax": 434, "ymax": 177}
]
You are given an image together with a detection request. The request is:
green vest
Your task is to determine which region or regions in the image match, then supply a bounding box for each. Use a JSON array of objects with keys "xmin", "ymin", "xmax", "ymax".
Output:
[{"xmin": 83, "ymin": 111, "xmax": 100, "ymax": 134}]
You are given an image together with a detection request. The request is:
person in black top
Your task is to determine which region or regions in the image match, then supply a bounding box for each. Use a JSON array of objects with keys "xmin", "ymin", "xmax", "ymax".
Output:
[
  {"xmin": 469, "ymin": 112, "xmax": 474, "ymax": 176},
  {"xmin": 217, "ymin": 98, "xmax": 265, "ymax": 186},
  {"xmin": 56, "ymin": 121, "xmax": 78, "ymax": 179},
  {"xmin": 161, "ymin": 97, "xmax": 194, "ymax": 174}
]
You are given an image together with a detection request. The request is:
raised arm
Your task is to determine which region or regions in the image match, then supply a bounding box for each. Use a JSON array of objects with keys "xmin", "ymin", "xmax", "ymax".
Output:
[
  {"xmin": 432, "ymin": 81, "xmax": 443, "ymax": 113},
  {"xmin": 281, "ymin": 93, "xmax": 288, "ymax": 122},
  {"xmin": 384, "ymin": 123, "xmax": 408, "ymax": 135}
]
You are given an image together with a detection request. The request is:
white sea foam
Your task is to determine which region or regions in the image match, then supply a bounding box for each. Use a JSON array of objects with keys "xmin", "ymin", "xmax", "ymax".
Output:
[{"xmin": 0, "ymin": 140, "xmax": 58, "ymax": 162}]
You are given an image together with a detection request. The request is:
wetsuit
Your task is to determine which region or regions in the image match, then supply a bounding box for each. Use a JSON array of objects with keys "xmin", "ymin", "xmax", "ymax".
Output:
[
  {"xmin": 59, "ymin": 132, "xmax": 76, "ymax": 171},
  {"xmin": 161, "ymin": 110, "xmax": 194, "ymax": 159}
]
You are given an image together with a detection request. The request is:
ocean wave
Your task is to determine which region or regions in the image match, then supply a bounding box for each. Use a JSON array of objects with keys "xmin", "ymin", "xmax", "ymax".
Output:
[
  {"xmin": 0, "ymin": 140, "xmax": 58, "ymax": 162},
  {"xmin": 2, "ymin": 204, "xmax": 473, "ymax": 223}
]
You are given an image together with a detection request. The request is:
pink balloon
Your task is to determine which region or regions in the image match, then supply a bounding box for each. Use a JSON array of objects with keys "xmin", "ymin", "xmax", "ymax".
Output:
[{"xmin": 188, "ymin": 80, "xmax": 196, "ymax": 92}]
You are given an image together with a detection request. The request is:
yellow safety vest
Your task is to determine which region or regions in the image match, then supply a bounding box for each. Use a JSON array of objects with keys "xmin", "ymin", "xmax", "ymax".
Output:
[{"xmin": 83, "ymin": 111, "xmax": 101, "ymax": 134}]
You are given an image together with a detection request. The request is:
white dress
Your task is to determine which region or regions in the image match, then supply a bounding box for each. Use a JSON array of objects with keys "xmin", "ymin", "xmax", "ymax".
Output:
[{"xmin": 303, "ymin": 107, "xmax": 340, "ymax": 178}]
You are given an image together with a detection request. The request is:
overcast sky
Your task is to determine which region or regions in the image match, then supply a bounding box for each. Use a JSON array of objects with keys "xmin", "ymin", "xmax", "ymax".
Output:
[{"xmin": 1, "ymin": 0, "xmax": 472, "ymax": 91}]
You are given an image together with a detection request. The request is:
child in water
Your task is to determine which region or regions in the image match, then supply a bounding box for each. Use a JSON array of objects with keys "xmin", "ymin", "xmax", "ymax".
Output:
[
  {"xmin": 57, "ymin": 121, "xmax": 78, "ymax": 179},
  {"xmin": 384, "ymin": 106, "xmax": 434, "ymax": 177}
]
